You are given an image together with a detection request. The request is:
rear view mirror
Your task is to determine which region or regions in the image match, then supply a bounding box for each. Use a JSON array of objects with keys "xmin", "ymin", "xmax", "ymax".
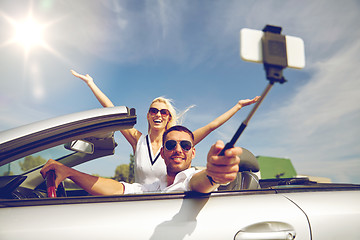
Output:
[{"xmin": 64, "ymin": 140, "xmax": 94, "ymax": 154}]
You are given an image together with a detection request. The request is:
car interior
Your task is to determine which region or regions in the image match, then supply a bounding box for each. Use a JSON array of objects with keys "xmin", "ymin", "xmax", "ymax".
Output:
[{"xmin": 0, "ymin": 132, "xmax": 346, "ymax": 200}]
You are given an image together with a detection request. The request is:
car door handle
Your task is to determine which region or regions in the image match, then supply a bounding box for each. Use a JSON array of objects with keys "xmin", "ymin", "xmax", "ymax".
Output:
[
  {"xmin": 234, "ymin": 222, "xmax": 296, "ymax": 240},
  {"xmin": 235, "ymin": 231, "xmax": 295, "ymax": 240}
]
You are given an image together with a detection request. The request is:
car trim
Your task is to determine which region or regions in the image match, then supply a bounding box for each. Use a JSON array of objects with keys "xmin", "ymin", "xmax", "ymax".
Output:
[
  {"xmin": 0, "ymin": 189, "xmax": 277, "ymax": 208},
  {"xmin": 1, "ymin": 185, "xmax": 359, "ymax": 208}
]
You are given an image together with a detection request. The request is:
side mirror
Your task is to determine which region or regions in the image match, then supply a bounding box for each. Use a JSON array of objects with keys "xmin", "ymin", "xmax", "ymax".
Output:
[{"xmin": 64, "ymin": 140, "xmax": 94, "ymax": 154}]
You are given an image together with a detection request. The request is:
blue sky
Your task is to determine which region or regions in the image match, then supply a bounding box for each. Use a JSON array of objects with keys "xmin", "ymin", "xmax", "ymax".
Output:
[{"xmin": 0, "ymin": 0, "xmax": 359, "ymax": 183}]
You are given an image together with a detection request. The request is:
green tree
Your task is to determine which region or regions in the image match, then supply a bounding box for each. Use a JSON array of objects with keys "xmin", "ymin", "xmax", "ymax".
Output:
[
  {"xmin": 128, "ymin": 154, "xmax": 135, "ymax": 183},
  {"xmin": 19, "ymin": 155, "xmax": 46, "ymax": 172},
  {"xmin": 113, "ymin": 154, "xmax": 135, "ymax": 183},
  {"xmin": 114, "ymin": 164, "xmax": 130, "ymax": 182}
]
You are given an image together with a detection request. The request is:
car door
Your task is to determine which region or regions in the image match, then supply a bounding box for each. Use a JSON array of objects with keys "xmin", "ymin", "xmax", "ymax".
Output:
[
  {"xmin": 282, "ymin": 190, "xmax": 360, "ymax": 239},
  {"xmin": 0, "ymin": 190, "xmax": 310, "ymax": 240}
]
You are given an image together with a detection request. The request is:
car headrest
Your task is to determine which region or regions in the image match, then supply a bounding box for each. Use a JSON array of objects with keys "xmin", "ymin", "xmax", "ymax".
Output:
[{"xmin": 239, "ymin": 148, "xmax": 259, "ymax": 172}]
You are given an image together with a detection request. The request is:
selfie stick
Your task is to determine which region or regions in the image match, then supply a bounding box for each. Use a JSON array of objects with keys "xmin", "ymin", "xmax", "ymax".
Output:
[{"xmin": 219, "ymin": 25, "xmax": 288, "ymax": 155}]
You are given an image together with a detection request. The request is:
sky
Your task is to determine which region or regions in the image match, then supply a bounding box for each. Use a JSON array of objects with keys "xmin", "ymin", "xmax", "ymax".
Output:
[{"xmin": 0, "ymin": 0, "xmax": 359, "ymax": 183}]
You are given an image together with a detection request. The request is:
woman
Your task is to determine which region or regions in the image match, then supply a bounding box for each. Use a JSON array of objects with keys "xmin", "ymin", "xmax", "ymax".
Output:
[{"xmin": 71, "ymin": 70, "xmax": 259, "ymax": 184}]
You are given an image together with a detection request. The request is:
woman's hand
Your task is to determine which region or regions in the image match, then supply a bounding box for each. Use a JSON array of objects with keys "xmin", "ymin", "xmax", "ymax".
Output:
[
  {"xmin": 237, "ymin": 96, "xmax": 260, "ymax": 108},
  {"xmin": 71, "ymin": 69, "xmax": 94, "ymax": 85}
]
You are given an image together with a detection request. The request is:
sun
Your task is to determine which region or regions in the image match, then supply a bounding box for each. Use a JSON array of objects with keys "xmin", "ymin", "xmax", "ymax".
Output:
[
  {"xmin": 13, "ymin": 16, "xmax": 45, "ymax": 52},
  {"xmin": 1, "ymin": 9, "xmax": 54, "ymax": 59}
]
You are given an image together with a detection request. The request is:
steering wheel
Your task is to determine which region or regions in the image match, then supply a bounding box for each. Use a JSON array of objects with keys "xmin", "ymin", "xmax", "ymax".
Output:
[{"xmin": 45, "ymin": 170, "xmax": 67, "ymax": 198}]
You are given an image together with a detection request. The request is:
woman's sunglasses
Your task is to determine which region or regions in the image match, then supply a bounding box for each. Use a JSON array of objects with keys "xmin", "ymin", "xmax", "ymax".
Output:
[
  {"xmin": 148, "ymin": 107, "xmax": 170, "ymax": 117},
  {"xmin": 164, "ymin": 140, "xmax": 193, "ymax": 152}
]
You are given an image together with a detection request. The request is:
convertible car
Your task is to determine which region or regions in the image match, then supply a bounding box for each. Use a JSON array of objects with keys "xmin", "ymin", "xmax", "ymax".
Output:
[{"xmin": 0, "ymin": 107, "xmax": 359, "ymax": 240}]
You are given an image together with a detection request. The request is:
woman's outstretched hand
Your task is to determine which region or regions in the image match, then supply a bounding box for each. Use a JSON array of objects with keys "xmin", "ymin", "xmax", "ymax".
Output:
[
  {"xmin": 71, "ymin": 69, "xmax": 94, "ymax": 85},
  {"xmin": 238, "ymin": 96, "xmax": 260, "ymax": 108}
]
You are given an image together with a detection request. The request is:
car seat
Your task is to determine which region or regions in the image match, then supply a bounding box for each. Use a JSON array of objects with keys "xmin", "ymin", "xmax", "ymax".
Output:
[{"xmin": 218, "ymin": 148, "xmax": 260, "ymax": 191}]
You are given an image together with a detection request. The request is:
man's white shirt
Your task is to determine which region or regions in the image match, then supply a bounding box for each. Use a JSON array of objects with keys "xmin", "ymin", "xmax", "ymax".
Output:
[{"xmin": 121, "ymin": 168, "xmax": 201, "ymax": 194}]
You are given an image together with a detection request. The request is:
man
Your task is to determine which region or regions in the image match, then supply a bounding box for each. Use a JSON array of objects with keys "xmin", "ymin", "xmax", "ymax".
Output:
[{"xmin": 40, "ymin": 125, "xmax": 242, "ymax": 194}]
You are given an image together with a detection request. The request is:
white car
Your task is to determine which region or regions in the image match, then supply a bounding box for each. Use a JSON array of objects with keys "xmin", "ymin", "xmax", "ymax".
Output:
[{"xmin": 0, "ymin": 107, "xmax": 359, "ymax": 240}]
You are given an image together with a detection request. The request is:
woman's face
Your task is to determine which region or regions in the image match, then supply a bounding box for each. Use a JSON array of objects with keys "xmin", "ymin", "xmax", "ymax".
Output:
[{"xmin": 147, "ymin": 101, "xmax": 171, "ymax": 131}]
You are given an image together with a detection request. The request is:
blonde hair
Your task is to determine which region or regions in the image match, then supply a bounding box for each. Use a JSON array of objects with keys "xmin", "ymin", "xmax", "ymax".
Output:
[{"xmin": 148, "ymin": 96, "xmax": 195, "ymax": 131}]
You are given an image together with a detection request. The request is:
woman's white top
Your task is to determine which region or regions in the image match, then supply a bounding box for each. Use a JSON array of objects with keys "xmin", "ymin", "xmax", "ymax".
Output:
[{"xmin": 134, "ymin": 134, "xmax": 167, "ymax": 184}]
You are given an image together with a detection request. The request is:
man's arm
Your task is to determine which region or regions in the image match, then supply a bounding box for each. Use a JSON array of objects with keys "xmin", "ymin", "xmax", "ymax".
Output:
[
  {"xmin": 40, "ymin": 159, "xmax": 124, "ymax": 196},
  {"xmin": 190, "ymin": 141, "xmax": 241, "ymax": 193}
]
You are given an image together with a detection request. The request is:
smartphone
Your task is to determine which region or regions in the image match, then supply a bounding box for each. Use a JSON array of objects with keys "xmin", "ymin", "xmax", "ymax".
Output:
[{"xmin": 240, "ymin": 28, "xmax": 305, "ymax": 69}]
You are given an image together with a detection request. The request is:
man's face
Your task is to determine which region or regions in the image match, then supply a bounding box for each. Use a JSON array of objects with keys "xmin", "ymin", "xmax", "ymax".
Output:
[{"xmin": 161, "ymin": 130, "xmax": 195, "ymax": 177}]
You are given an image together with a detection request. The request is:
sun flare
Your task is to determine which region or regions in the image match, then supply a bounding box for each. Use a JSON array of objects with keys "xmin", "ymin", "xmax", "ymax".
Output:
[
  {"xmin": 13, "ymin": 17, "xmax": 45, "ymax": 51},
  {"xmin": 1, "ymin": 9, "xmax": 54, "ymax": 58}
]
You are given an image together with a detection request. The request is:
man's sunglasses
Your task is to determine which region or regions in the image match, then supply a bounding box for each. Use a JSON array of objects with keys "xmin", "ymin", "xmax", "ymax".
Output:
[
  {"xmin": 148, "ymin": 108, "xmax": 170, "ymax": 117},
  {"xmin": 164, "ymin": 140, "xmax": 193, "ymax": 152}
]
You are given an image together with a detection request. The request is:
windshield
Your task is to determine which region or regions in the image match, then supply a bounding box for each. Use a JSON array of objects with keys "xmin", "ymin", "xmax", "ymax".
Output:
[{"xmin": 0, "ymin": 145, "xmax": 73, "ymax": 176}]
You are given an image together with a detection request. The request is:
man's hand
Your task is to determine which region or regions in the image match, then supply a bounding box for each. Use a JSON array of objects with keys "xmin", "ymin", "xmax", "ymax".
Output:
[
  {"xmin": 40, "ymin": 159, "xmax": 71, "ymax": 188},
  {"xmin": 206, "ymin": 140, "xmax": 242, "ymax": 185},
  {"xmin": 41, "ymin": 159, "xmax": 123, "ymax": 196},
  {"xmin": 190, "ymin": 140, "xmax": 241, "ymax": 193}
]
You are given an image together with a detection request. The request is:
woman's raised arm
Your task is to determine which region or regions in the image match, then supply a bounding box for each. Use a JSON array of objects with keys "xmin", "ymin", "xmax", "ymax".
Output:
[
  {"xmin": 193, "ymin": 96, "xmax": 260, "ymax": 145},
  {"xmin": 71, "ymin": 69, "xmax": 141, "ymax": 152},
  {"xmin": 71, "ymin": 70, "xmax": 115, "ymax": 108}
]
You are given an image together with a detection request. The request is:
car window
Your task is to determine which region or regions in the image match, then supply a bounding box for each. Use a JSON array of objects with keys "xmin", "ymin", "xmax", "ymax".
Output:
[
  {"xmin": 63, "ymin": 154, "xmax": 127, "ymax": 193},
  {"xmin": 0, "ymin": 145, "xmax": 73, "ymax": 176},
  {"xmin": 72, "ymin": 154, "xmax": 125, "ymax": 179}
]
